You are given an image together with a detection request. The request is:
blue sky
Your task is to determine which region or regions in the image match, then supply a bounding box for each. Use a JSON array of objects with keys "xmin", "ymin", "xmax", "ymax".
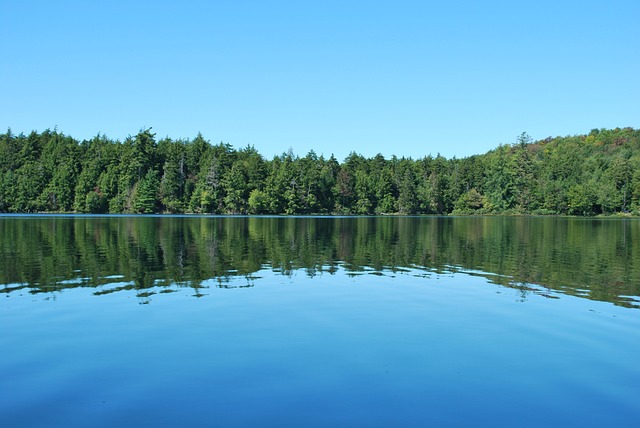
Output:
[{"xmin": 2, "ymin": 0, "xmax": 638, "ymax": 160}]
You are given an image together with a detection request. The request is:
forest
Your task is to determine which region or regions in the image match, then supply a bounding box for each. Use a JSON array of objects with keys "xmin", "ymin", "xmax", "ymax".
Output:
[{"xmin": 0, "ymin": 127, "xmax": 639, "ymax": 216}]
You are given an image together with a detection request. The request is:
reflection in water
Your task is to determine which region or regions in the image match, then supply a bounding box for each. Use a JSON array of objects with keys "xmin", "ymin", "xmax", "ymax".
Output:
[{"xmin": 0, "ymin": 215, "xmax": 639, "ymax": 307}]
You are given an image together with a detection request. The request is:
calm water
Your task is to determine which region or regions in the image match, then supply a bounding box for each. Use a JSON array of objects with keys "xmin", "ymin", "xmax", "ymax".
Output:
[{"xmin": 1, "ymin": 215, "xmax": 639, "ymax": 427}]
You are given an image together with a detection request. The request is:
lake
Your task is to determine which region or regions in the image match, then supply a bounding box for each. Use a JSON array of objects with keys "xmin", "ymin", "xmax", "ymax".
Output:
[{"xmin": 1, "ymin": 215, "xmax": 639, "ymax": 427}]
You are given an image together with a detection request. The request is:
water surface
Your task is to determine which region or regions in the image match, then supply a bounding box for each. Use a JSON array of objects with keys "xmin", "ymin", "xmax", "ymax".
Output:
[{"xmin": 1, "ymin": 216, "xmax": 639, "ymax": 427}]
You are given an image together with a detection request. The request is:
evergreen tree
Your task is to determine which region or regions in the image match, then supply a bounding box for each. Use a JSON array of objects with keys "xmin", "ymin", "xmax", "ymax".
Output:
[{"xmin": 133, "ymin": 169, "xmax": 160, "ymax": 213}]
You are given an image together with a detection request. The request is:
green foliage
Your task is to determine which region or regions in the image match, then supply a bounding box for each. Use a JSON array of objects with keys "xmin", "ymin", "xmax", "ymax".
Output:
[
  {"xmin": 453, "ymin": 188, "xmax": 486, "ymax": 214},
  {"xmin": 86, "ymin": 189, "xmax": 108, "ymax": 213},
  {"xmin": 248, "ymin": 189, "xmax": 269, "ymax": 214},
  {"xmin": 133, "ymin": 170, "xmax": 160, "ymax": 214},
  {"xmin": 567, "ymin": 183, "xmax": 595, "ymax": 216},
  {"xmin": 397, "ymin": 164, "xmax": 417, "ymax": 214},
  {"xmin": 1, "ymin": 127, "xmax": 639, "ymax": 216}
]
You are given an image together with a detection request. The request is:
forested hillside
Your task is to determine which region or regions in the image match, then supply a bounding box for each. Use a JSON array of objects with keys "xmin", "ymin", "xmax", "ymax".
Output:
[{"xmin": 0, "ymin": 127, "xmax": 639, "ymax": 215}]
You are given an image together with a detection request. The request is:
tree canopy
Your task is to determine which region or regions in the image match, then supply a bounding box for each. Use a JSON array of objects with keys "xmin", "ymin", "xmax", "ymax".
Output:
[{"xmin": 1, "ymin": 127, "xmax": 639, "ymax": 216}]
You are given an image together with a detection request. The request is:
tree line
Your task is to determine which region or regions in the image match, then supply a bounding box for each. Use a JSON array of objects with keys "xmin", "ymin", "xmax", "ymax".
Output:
[{"xmin": 0, "ymin": 127, "xmax": 639, "ymax": 215}]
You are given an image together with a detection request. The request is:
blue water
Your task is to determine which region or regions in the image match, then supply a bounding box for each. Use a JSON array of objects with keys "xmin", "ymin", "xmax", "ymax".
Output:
[{"xmin": 2, "ymin": 267, "xmax": 639, "ymax": 427}]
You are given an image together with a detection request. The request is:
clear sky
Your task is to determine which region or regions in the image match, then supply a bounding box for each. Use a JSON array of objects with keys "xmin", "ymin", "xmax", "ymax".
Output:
[{"xmin": 1, "ymin": 0, "xmax": 638, "ymax": 161}]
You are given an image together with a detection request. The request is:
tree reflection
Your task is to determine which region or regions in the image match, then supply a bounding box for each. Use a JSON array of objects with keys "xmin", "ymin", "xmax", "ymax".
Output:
[{"xmin": 0, "ymin": 216, "xmax": 638, "ymax": 307}]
